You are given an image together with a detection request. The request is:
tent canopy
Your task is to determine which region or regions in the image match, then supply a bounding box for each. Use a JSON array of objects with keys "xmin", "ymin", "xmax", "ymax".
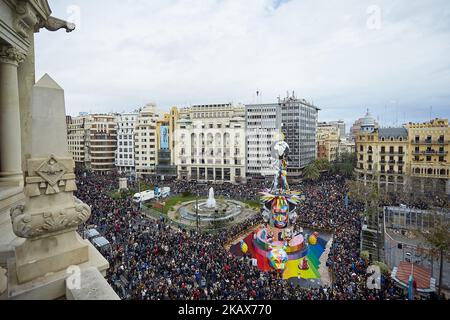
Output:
[{"xmin": 93, "ymin": 236, "xmax": 110, "ymax": 247}]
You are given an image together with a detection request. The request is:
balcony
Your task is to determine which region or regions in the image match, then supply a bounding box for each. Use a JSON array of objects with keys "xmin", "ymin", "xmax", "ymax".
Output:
[
  {"xmin": 412, "ymin": 150, "xmax": 447, "ymax": 155},
  {"xmin": 380, "ymin": 151, "xmax": 404, "ymax": 155},
  {"xmin": 411, "ymin": 139, "xmax": 447, "ymax": 145}
]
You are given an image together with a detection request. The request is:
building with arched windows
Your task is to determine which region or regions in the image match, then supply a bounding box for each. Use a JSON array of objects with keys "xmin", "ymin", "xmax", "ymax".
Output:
[
  {"xmin": 405, "ymin": 119, "xmax": 450, "ymax": 196},
  {"xmin": 355, "ymin": 114, "xmax": 449, "ymax": 196},
  {"xmin": 175, "ymin": 104, "xmax": 246, "ymax": 183}
]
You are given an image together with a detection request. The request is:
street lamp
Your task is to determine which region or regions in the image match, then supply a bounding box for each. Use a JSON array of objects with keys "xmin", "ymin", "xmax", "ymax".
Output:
[{"xmin": 196, "ymin": 195, "xmax": 199, "ymax": 231}]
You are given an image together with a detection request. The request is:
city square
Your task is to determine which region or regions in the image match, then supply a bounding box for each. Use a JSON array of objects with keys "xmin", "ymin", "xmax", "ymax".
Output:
[{"xmin": 0, "ymin": 0, "xmax": 449, "ymax": 305}]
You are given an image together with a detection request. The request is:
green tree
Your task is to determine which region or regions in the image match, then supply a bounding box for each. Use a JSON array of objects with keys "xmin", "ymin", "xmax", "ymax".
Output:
[
  {"xmin": 303, "ymin": 161, "xmax": 320, "ymax": 181},
  {"xmin": 314, "ymin": 158, "xmax": 331, "ymax": 172},
  {"xmin": 419, "ymin": 213, "xmax": 450, "ymax": 298},
  {"xmin": 331, "ymin": 152, "xmax": 357, "ymax": 178}
]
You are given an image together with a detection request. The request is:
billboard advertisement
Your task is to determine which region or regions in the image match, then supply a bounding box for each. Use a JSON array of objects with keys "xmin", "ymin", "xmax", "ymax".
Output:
[{"xmin": 160, "ymin": 125, "xmax": 169, "ymax": 149}]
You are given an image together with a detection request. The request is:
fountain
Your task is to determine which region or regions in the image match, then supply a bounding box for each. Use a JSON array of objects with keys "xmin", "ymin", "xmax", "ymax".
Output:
[
  {"xmin": 205, "ymin": 187, "xmax": 216, "ymax": 208},
  {"xmin": 175, "ymin": 186, "xmax": 246, "ymax": 226}
]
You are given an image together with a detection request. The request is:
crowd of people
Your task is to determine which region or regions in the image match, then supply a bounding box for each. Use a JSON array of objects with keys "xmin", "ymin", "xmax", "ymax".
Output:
[{"xmin": 75, "ymin": 170, "xmax": 416, "ymax": 300}]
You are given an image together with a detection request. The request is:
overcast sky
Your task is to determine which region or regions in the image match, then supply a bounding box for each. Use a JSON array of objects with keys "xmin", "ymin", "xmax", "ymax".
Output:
[{"xmin": 35, "ymin": 0, "xmax": 450, "ymax": 129}]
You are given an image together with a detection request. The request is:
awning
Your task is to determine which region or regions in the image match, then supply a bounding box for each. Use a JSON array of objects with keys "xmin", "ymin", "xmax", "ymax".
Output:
[
  {"xmin": 85, "ymin": 228, "xmax": 100, "ymax": 238},
  {"xmin": 92, "ymin": 236, "xmax": 110, "ymax": 248},
  {"xmin": 391, "ymin": 261, "xmax": 436, "ymax": 293}
]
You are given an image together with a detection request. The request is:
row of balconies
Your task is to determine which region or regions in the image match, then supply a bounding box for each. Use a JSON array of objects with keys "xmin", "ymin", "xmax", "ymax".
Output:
[
  {"xmin": 411, "ymin": 139, "xmax": 447, "ymax": 145},
  {"xmin": 412, "ymin": 150, "xmax": 448, "ymax": 155}
]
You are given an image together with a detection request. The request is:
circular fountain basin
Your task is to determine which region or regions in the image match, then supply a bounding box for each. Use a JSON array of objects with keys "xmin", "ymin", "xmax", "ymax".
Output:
[{"xmin": 178, "ymin": 199, "xmax": 245, "ymax": 222}]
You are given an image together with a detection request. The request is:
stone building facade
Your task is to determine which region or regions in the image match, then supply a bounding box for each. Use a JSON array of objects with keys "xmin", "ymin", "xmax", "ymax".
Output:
[
  {"xmin": 66, "ymin": 115, "xmax": 88, "ymax": 166},
  {"xmin": 175, "ymin": 104, "xmax": 246, "ymax": 183},
  {"xmin": 405, "ymin": 119, "xmax": 450, "ymax": 196},
  {"xmin": 355, "ymin": 114, "xmax": 450, "ymax": 196},
  {"xmin": 0, "ymin": 0, "xmax": 116, "ymax": 300},
  {"xmin": 316, "ymin": 124, "xmax": 339, "ymax": 162}
]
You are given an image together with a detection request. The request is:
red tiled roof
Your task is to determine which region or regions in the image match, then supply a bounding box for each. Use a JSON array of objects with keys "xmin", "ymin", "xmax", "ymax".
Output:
[{"xmin": 395, "ymin": 262, "xmax": 431, "ymax": 290}]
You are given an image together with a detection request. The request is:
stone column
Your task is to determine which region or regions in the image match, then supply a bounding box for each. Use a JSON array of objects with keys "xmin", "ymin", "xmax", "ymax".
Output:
[{"xmin": 0, "ymin": 45, "xmax": 25, "ymax": 186}]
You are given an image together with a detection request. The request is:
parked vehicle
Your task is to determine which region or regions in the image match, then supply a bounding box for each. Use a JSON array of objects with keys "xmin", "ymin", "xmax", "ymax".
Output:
[{"xmin": 133, "ymin": 190, "xmax": 155, "ymax": 203}]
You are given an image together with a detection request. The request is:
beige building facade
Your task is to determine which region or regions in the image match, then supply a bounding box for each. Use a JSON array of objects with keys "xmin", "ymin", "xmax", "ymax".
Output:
[
  {"xmin": 135, "ymin": 104, "xmax": 159, "ymax": 177},
  {"xmin": 405, "ymin": 119, "xmax": 450, "ymax": 195},
  {"xmin": 316, "ymin": 124, "xmax": 339, "ymax": 162},
  {"xmin": 175, "ymin": 104, "xmax": 246, "ymax": 183},
  {"xmin": 355, "ymin": 114, "xmax": 450, "ymax": 196},
  {"xmin": 66, "ymin": 115, "xmax": 88, "ymax": 166}
]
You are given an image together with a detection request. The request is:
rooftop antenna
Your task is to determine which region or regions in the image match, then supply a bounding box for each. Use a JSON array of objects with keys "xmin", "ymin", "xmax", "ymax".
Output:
[{"xmin": 429, "ymin": 106, "xmax": 432, "ymax": 121}]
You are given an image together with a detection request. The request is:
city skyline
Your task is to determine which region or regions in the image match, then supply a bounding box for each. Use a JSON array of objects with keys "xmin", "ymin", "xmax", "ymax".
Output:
[{"xmin": 35, "ymin": 0, "xmax": 450, "ymax": 129}]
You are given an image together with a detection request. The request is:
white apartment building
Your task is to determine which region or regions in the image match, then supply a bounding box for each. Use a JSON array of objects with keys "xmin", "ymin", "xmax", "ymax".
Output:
[
  {"xmin": 116, "ymin": 112, "xmax": 138, "ymax": 173},
  {"xmin": 135, "ymin": 104, "xmax": 159, "ymax": 178},
  {"xmin": 175, "ymin": 103, "xmax": 246, "ymax": 183}
]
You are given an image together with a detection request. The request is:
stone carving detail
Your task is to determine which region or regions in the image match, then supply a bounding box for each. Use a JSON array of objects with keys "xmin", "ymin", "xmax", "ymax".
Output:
[
  {"xmin": 36, "ymin": 155, "xmax": 67, "ymax": 194},
  {"xmin": 0, "ymin": 45, "xmax": 26, "ymax": 65},
  {"xmin": 24, "ymin": 155, "xmax": 77, "ymax": 197},
  {"xmin": 35, "ymin": 16, "xmax": 76, "ymax": 33},
  {"xmin": 10, "ymin": 197, "xmax": 91, "ymax": 239},
  {"xmin": 14, "ymin": 0, "xmax": 40, "ymax": 38}
]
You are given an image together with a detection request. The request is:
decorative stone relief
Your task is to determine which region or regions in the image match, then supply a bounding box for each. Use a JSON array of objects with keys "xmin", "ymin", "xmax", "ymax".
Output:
[
  {"xmin": 14, "ymin": 0, "xmax": 40, "ymax": 38},
  {"xmin": 10, "ymin": 197, "xmax": 90, "ymax": 239},
  {"xmin": 0, "ymin": 45, "xmax": 26, "ymax": 66},
  {"xmin": 11, "ymin": 152, "xmax": 89, "ymax": 239}
]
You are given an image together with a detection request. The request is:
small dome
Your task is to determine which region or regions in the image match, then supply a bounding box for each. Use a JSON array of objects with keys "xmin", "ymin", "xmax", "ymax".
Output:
[{"xmin": 361, "ymin": 109, "xmax": 376, "ymax": 127}]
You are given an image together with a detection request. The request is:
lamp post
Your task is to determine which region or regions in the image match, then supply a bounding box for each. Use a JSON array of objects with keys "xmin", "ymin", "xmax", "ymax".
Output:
[{"xmin": 196, "ymin": 195, "xmax": 199, "ymax": 231}]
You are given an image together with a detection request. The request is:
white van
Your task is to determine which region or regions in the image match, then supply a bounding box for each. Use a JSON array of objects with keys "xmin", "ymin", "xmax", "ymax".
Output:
[{"xmin": 133, "ymin": 190, "xmax": 155, "ymax": 203}]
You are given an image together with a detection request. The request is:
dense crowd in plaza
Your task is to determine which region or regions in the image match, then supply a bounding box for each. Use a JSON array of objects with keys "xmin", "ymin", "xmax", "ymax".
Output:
[{"xmin": 75, "ymin": 170, "xmax": 422, "ymax": 300}]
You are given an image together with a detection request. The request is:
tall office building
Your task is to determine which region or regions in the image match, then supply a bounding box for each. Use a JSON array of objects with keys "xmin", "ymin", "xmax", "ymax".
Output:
[
  {"xmin": 116, "ymin": 112, "xmax": 138, "ymax": 174},
  {"xmin": 246, "ymin": 93, "xmax": 320, "ymax": 178}
]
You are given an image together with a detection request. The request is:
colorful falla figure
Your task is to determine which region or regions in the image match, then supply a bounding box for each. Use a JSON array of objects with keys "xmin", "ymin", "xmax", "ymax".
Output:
[
  {"xmin": 268, "ymin": 246, "xmax": 288, "ymax": 270},
  {"xmin": 259, "ymin": 131, "xmax": 306, "ymax": 269},
  {"xmin": 299, "ymin": 257, "xmax": 309, "ymax": 270}
]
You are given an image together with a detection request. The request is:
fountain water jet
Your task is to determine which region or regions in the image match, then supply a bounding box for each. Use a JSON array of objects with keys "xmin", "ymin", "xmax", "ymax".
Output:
[{"xmin": 205, "ymin": 187, "xmax": 216, "ymax": 208}]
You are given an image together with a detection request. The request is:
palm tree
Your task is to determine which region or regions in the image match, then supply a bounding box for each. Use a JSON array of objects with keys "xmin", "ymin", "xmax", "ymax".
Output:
[
  {"xmin": 303, "ymin": 162, "xmax": 320, "ymax": 181},
  {"xmin": 419, "ymin": 213, "xmax": 450, "ymax": 298}
]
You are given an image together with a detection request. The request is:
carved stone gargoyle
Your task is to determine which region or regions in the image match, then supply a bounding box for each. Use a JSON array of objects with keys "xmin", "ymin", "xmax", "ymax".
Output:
[{"xmin": 35, "ymin": 16, "xmax": 75, "ymax": 33}]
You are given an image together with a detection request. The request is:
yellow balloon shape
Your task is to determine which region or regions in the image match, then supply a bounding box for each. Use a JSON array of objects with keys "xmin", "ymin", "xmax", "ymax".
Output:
[
  {"xmin": 309, "ymin": 235, "xmax": 317, "ymax": 246},
  {"xmin": 241, "ymin": 242, "xmax": 248, "ymax": 254}
]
